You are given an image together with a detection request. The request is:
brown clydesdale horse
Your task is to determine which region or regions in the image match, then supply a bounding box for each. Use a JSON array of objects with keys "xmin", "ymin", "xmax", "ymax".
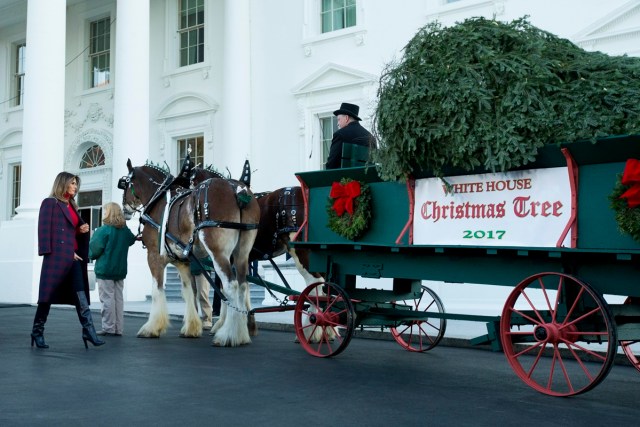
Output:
[
  {"xmin": 118, "ymin": 159, "xmax": 260, "ymax": 346},
  {"xmin": 189, "ymin": 166, "xmax": 335, "ymax": 342},
  {"xmin": 190, "ymin": 166, "xmax": 323, "ymax": 284}
]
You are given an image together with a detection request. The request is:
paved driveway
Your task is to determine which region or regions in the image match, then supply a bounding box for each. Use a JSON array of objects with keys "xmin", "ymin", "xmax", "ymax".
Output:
[{"xmin": 1, "ymin": 305, "xmax": 638, "ymax": 426}]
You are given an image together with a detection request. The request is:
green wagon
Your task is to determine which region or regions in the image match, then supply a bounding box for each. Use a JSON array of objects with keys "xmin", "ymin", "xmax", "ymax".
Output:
[{"xmin": 290, "ymin": 134, "xmax": 640, "ymax": 397}]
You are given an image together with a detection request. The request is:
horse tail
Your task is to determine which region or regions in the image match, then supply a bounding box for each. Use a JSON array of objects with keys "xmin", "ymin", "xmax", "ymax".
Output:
[{"xmin": 159, "ymin": 190, "xmax": 171, "ymax": 257}]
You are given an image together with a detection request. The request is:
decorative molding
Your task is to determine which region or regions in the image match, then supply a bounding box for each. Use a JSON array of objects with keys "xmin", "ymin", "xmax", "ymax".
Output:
[
  {"xmin": 66, "ymin": 128, "xmax": 113, "ymax": 172},
  {"xmin": 64, "ymin": 102, "xmax": 113, "ymax": 135},
  {"xmin": 302, "ymin": 29, "xmax": 367, "ymax": 57},
  {"xmin": 573, "ymin": 1, "xmax": 640, "ymax": 53},
  {"xmin": 291, "ymin": 62, "xmax": 377, "ymax": 96},
  {"xmin": 156, "ymin": 92, "xmax": 219, "ymax": 121}
]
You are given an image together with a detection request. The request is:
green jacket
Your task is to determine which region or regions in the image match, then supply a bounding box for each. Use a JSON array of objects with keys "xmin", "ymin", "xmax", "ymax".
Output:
[
  {"xmin": 89, "ymin": 224, "xmax": 136, "ymax": 280},
  {"xmin": 190, "ymin": 256, "xmax": 214, "ymax": 276}
]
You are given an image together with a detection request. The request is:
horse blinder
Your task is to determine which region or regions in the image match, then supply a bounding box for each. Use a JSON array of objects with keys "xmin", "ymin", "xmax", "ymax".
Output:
[{"xmin": 117, "ymin": 176, "xmax": 130, "ymax": 190}]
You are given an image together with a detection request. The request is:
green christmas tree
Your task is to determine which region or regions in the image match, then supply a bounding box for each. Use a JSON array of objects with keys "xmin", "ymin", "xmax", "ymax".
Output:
[{"xmin": 373, "ymin": 17, "xmax": 640, "ymax": 181}]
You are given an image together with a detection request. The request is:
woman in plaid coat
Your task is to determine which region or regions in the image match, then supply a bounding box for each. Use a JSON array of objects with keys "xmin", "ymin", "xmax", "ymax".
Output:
[{"xmin": 30, "ymin": 172, "xmax": 105, "ymax": 349}]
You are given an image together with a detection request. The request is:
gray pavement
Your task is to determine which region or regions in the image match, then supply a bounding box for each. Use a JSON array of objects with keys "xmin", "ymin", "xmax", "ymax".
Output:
[{"xmin": 1, "ymin": 303, "xmax": 639, "ymax": 426}]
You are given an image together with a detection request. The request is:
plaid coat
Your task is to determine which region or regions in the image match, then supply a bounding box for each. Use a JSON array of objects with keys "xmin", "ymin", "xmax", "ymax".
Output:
[{"xmin": 37, "ymin": 197, "xmax": 90, "ymax": 305}]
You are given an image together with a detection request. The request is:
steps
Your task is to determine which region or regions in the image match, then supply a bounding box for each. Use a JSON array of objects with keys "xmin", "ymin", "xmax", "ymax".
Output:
[{"xmin": 147, "ymin": 265, "xmax": 265, "ymax": 305}]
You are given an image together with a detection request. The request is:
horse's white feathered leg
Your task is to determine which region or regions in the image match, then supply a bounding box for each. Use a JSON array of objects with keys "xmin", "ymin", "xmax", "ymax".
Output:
[
  {"xmin": 137, "ymin": 285, "xmax": 170, "ymax": 337},
  {"xmin": 212, "ymin": 279, "xmax": 251, "ymax": 346},
  {"xmin": 210, "ymin": 299, "xmax": 226, "ymax": 335},
  {"xmin": 180, "ymin": 278, "xmax": 203, "ymax": 337},
  {"xmin": 289, "ymin": 245, "xmax": 322, "ymax": 287}
]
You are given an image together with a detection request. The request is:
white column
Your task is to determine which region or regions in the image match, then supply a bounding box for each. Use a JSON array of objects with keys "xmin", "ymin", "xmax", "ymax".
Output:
[
  {"xmin": 111, "ymin": 0, "xmax": 151, "ymax": 302},
  {"xmin": 112, "ymin": 0, "xmax": 150, "ymax": 193},
  {"xmin": 222, "ymin": 0, "xmax": 251, "ymax": 167},
  {"xmin": 14, "ymin": 0, "xmax": 67, "ymax": 219}
]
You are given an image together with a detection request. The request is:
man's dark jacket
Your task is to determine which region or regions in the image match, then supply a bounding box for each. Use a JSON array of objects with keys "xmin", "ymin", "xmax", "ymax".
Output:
[{"xmin": 326, "ymin": 121, "xmax": 374, "ymax": 169}]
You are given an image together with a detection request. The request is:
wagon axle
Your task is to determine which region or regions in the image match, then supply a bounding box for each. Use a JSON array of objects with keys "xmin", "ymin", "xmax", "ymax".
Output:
[{"xmin": 533, "ymin": 323, "xmax": 579, "ymax": 344}]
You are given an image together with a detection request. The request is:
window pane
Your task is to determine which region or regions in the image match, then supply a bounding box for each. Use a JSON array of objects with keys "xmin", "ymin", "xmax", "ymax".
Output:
[
  {"xmin": 15, "ymin": 43, "xmax": 26, "ymax": 106},
  {"xmin": 178, "ymin": 0, "xmax": 205, "ymax": 66},
  {"xmin": 17, "ymin": 44, "xmax": 26, "ymax": 73},
  {"xmin": 89, "ymin": 17, "xmax": 111, "ymax": 88},
  {"xmin": 11, "ymin": 164, "xmax": 21, "ymax": 217},
  {"xmin": 322, "ymin": 0, "xmax": 332, "ymax": 11},
  {"xmin": 346, "ymin": 6, "xmax": 356, "ymax": 27},
  {"xmin": 180, "ymin": 48, "xmax": 188, "ymax": 66},
  {"xmin": 80, "ymin": 145, "xmax": 106, "ymax": 169},
  {"xmin": 333, "ymin": 10, "xmax": 344, "ymax": 30},
  {"xmin": 177, "ymin": 136, "xmax": 204, "ymax": 171},
  {"xmin": 321, "ymin": 12, "xmax": 331, "ymax": 33},
  {"xmin": 197, "ymin": 6, "xmax": 204, "ymax": 25},
  {"xmin": 77, "ymin": 190, "xmax": 102, "ymax": 207},
  {"xmin": 197, "ymin": 42, "xmax": 204, "ymax": 63},
  {"xmin": 321, "ymin": 117, "xmax": 338, "ymax": 164},
  {"xmin": 180, "ymin": 32, "xmax": 188, "ymax": 49}
]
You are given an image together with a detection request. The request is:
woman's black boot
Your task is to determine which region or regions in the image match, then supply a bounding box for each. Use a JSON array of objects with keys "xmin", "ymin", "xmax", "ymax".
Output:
[
  {"xmin": 75, "ymin": 291, "xmax": 105, "ymax": 349},
  {"xmin": 31, "ymin": 303, "xmax": 50, "ymax": 349}
]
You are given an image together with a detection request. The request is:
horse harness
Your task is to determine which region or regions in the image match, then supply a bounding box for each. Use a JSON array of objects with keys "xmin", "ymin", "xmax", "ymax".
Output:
[
  {"xmin": 252, "ymin": 187, "xmax": 301, "ymax": 260},
  {"xmin": 118, "ymin": 168, "xmax": 259, "ymax": 260}
]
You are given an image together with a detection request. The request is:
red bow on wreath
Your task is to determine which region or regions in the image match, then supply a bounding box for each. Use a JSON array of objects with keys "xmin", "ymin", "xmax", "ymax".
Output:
[
  {"xmin": 330, "ymin": 181, "xmax": 361, "ymax": 216},
  {"xmin": 620, "ymin": 159, "xmax": 640, "ymax": 208}
]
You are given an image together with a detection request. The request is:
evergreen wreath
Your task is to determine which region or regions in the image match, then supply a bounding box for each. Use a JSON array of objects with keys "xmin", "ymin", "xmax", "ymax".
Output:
[
  {"xmin": 609, "ymin": 174, "xmax": 640, "ymax": 243},
  {"xmin": 327, "ymin": 178, "xmax": 372, "ymax": 240}
]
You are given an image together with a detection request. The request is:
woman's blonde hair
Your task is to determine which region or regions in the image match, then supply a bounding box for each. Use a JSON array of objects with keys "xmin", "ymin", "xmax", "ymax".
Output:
[
  {"xmin": 49, "ymin": 172, "xmax": 80, "ymax": 209},
  {"xmin": 102, "ymin": 202, "xmax": 126, "ymax": 228}
]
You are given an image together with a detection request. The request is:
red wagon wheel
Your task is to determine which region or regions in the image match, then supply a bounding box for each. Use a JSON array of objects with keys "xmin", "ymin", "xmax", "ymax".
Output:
[
  {"xmin": 500, "ymin": 272, "xmax": 617, "ymax": 397},
  {"xmin": 293, "ymin": 282, "xmax": 355, "ymax": 358},
  {"xmin": 390, "ymin": 285, "xmax": 447, "ymax": 352},
  {"xmin": 620, "ymin": 297, "xmax": 640, "ymax": 373}
]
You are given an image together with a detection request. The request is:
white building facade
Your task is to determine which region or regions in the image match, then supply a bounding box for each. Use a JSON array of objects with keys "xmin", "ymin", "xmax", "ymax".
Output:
[{"xmin": 1, "ymin": 0, "xmax": 639, "ymax": 306}]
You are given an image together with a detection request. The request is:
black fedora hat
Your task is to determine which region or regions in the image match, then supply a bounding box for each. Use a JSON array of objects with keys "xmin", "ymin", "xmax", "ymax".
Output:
[{"xmin": 333, "ymin": 102, "xmax": 361, "ymax": 121}]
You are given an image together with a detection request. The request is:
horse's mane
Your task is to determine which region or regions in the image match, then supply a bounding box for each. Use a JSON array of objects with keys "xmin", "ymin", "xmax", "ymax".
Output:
[
  {"xmin": 201, "ymin": 164, "xmax": 227, "ymax": 180},
  {"xmin": 144, "ymin": 160, "xmax": 171, "ymax": 176}
]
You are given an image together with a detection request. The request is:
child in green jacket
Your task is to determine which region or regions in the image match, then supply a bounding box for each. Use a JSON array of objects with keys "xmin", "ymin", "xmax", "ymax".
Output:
[{"xmin": 89, "ymin": 202, "xmax": 136, "ymax": 336}]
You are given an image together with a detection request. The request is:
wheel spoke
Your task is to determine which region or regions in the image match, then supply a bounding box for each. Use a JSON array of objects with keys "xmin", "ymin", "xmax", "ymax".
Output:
[
  {"xmin": 514, "ymin": 338, "xmax": 543, "ymax": 358},
  {"xmin": 559, "ymin": 306, "xmax": 602, "ymax": 331},
  {"xmin": 563, "ymin": 342, "xmax": 597, "ymax": 380},
  {"xmin": 520, "ymin": 289, "xmax": 545, "ymax": 324},
  {"xmin": 552, "ymin": 276, "xmax": 564, "ymax": 323},
  {"xmin": 560, "ymin": 286, "xmax": 585, "ymax": 328},
  {"xmin": 501, "ymin": 273, "xmax": 616, "ymax": 396},
  {"xmin": 524, "ymin": 342, "xmax": 546, "ymax": 378},
  {"xmin": 390, "ymin": 286, "xmax": 446, "ymax": 352},
  {"xmin": 561, "ymin": 339, "xmax": 608, "ymax": 362},
  {"xmin": 537, "ymin": 277, "xmax": 555, "ymax": 322},
  {"xmin": 508, "ymin": 306, "xmax": 542, "ymax": 326},
  {"xmin": 552, "ymin": 345, "xmax": 576, "ymax": 394},
  {"xmin": 294, "ymin": 282, "xmax": 354, "ymax": 357}
]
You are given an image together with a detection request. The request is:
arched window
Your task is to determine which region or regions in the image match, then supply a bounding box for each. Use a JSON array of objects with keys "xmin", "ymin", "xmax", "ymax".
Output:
[{"xmin": 80, "ymin": 144, "xmax": 105, "ymax": 169}]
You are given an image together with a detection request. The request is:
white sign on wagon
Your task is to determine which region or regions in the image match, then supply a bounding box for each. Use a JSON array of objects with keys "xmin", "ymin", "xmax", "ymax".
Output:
[{"xmin": 413, "ymin": 167, "xmax": 573, "ymax": 247}]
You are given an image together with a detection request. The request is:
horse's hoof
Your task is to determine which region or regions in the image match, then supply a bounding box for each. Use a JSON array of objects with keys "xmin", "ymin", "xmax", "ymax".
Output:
[
  {"xmin": 179, "ymin": 333, "xmax": 200, "ymax": 338},
  {"xmin": 137, "ymin": 334, "xmax": 160, "ymax": 339},
  {"xmin": 247, "ymin": 315, "xmax": 257, "ymax": 335}
]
